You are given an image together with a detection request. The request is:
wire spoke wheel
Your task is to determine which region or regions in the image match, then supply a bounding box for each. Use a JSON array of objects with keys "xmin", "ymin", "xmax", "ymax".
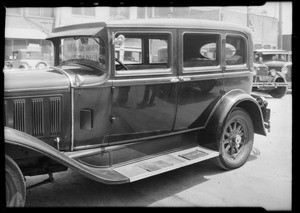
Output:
[{"xmin": 216, "ymin": 108, "xmax": 254, "ymax": 170}]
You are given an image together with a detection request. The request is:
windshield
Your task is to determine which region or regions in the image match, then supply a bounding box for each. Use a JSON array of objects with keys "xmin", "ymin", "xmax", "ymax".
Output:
[
  {"xmin": 59, "ymin": 36, "xmax": 106, "ymax": 69},
  {"xmin": 261, "ymin": 53, "xmax": 289, "ymax": 62}
]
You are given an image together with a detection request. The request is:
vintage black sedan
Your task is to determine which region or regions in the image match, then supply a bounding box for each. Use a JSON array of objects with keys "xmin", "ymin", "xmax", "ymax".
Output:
[
  {"xmin": 252, "ymin": 49, "xmax": 291, "ymax": 98},
  {"xmin": 4, "ymin": 19, "xmax": 270, "ymax": 207}
]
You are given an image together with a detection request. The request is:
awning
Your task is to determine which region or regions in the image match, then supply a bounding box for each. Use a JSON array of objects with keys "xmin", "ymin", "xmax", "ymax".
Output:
[{"xmin": 5, "ymin": 27, "xmax": 48, "ymax": 39}]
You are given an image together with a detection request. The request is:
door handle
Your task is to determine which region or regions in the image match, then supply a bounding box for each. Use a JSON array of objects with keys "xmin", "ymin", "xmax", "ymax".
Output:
[
  {"xmin": 170, "ymin": 78, "xmax": 180, "ymax": 83},
  {"xmin": 179, "ymin": 76, "xmax": 191, "ymax": 82}
]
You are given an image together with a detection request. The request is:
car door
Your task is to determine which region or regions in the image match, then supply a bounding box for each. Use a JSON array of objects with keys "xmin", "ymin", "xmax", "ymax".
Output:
[
  {"xmin": 174, "ymin": 29, "xmax": 224, "ymax": 130},
  {"xmin": 109, "ymin": 29, "xmax": 178, "ymax": 144}
]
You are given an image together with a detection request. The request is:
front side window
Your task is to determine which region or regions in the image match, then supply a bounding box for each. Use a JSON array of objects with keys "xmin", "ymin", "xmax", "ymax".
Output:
[
  {"xmin": 59, "ymin": 36, "xmax": 106, "ymax": 69},
  {"xmin": 183, "ymin": 33, "xmax": 219, "ymax": 68},
  {"xmin": 225, "ymin": 35, "xmax": 246, "ymax": 66},
  {"xmin": 114, "ymin": 33, "xmax": 170, "ymax": 72}
]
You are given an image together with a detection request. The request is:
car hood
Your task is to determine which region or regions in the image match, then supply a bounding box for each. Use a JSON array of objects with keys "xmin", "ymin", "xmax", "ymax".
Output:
[
  {"xmin": 264, "ymin": 61, "xmax": 289, "ymax": 67},
  {"xmin": 4, "ymin": 68, "xmax": 70, "ymax": 92},
  {"xmin": 4, "ymin": 63, "xmax": 108, "ymax": 92}
]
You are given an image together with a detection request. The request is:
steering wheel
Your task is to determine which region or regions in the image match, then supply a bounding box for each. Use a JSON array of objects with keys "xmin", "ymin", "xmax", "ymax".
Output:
[{"xmin": 115, "ymin": 58, "xmax": 129, "ymax": 70}]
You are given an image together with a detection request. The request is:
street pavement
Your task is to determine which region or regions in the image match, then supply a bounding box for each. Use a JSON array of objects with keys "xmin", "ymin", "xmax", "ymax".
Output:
[{"xmin": 25, "ymin": 93, "xmax": 292, "ymax": 210}]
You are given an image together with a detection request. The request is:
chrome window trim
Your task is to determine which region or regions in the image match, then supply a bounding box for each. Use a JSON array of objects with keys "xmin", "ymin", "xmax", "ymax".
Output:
[
  {"xmin": 110, "ymin": 76, "xmax": 177, "ymax": 86},
  {"xmin": 112, "ymin": 30, "xmax": 174, "ymax": 78},
  {"xmin": 225, "ymin": 63, "xmax": 248, "ymax": 71},
  {"xmin": 181, "ymin": 31, "xmax": 222, "ymax": 73},
  {"xmin": 115, "ymin": 68, "xmax": 172, "ymax": 77},
  {"xmin": 179, "ymin": 72, "xmax": 224, "ymax": 81},
  {"xmin": 182, "ymin": 65, "xmax": 222, "ymax": 73}
]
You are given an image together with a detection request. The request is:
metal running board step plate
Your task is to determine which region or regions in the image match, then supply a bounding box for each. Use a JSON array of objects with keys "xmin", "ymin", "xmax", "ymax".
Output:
[{"xmin": 113, "ymin": 146, "xmax": 219, "ymax": 182}]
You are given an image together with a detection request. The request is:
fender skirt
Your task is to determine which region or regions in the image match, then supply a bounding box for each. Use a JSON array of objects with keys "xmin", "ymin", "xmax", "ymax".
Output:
[{"xmin": 5, "ymin": 127, "xmax": 129, "ymax": 184}]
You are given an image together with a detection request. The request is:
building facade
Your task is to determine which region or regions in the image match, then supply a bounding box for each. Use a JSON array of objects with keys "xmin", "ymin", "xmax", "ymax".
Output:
[{"xmin": 4, "ymin": 6, "xmax": 283, "ymax": 63}]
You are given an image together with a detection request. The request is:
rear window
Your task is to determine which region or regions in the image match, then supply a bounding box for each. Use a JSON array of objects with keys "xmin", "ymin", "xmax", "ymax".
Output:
[{"xmin": 225, "ymin": 35, "xmax": 247, "ymax": 66}]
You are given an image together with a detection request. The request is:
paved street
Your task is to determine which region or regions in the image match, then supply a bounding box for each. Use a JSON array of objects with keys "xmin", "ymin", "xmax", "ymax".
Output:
[{"xmin": 25, "ymin": 93, "xmax": 292, "ymax": 210}]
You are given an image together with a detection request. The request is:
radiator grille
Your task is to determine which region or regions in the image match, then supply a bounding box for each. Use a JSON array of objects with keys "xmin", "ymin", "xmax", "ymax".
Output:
[
  {"xmin": 257, "ymin": 67, "xmax": 268, "ymax": 76},
  {"xmin": 32, "ymin": 98, "xmax": 44, "ymax": 136},
  {"xmin": 13, "ymin": 99, "xmax": 26, "ymax": 132},
  {"xmin": 50, "ymin": 97, "xmax": 62, "ymax": 135}
]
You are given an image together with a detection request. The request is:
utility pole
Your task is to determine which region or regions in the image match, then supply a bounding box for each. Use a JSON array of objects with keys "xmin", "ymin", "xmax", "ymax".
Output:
[{"xmin": 278, "ymin": 2, "xmax": 283, "ymax": 49}]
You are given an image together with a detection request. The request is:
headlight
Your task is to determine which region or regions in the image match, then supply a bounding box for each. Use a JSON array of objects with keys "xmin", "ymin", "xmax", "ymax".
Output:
[
  {"xmin": 270, "ymin": 69, "xmax": 276, "ymax": 77},
  {"xmin": 281, "ymin": 66, "xmax": 288, "ymax": 75}
]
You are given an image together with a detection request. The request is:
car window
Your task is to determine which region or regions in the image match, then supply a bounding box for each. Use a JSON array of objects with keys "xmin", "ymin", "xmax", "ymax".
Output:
[
  {"xmin": 225, "ymin": 35, "xmax": 246, "ymax": 66},
  {"xmin": 115, "ymin": 38, "xmax": 142, "ymax": 64},
  {"xmin": 149, "ymin": 39, "xmax": 168, "ymax": 63},
  {"xmin": 114, "ymin": 33, "xmax": 170, "ymax": 72},
  {"xmin": 183, "ymin": 33, "xmax": 219, "ymax": 68}
]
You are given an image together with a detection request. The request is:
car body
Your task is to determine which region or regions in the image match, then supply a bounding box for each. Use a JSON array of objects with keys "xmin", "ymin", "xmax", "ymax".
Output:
[
  {"xmin": 4, "ymin": 19, "xmax": 270, "ymax": 207},
  {"xmin": 8, "ymin": 45, "xmax": 50, "ymax": 70},
  {"xmin": 253, "ymin": 49, "xmax": 292, "ymax": 98}
]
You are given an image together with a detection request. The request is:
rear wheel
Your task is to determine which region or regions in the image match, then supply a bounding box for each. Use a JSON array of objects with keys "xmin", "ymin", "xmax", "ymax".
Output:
[
  {"xmin": 215, "ymin": 108, "xmax": 254, "ymax": 170},
  {"xmin": 5, "ymin": 155, "xmax": 26, "ymax": 207}
]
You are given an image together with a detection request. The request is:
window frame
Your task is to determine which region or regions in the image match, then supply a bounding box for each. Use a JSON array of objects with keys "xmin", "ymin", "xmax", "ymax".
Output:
[
  {"xmin": 224, "ymin": 33, "xmax": 249, "ymax": 70},
  {"xmin": 181, "ymin": 31, "xmax": 222, "ymax": 74},
  {"xmin": 113, "ymin": 31, "xmax": 173, "ymax": 77}
]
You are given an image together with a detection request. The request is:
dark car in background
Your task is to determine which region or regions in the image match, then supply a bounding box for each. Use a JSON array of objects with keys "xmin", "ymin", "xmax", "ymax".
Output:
[
  {"xmin": 252, "ymin": 49, "xmax": 291, "ymax": 98},
  {"xmin": 4, "ymin": 19, "xmax": 270, "ymax": 207}
]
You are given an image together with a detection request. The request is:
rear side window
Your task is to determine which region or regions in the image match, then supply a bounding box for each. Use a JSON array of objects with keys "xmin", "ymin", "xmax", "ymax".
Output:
[
  {"xmin": 183, "ymin": 33, "xmax": 220, "ymax": 68},
  {"xmin": 225, "ymin": 35, "xmax": 246, "ymax": 66}
]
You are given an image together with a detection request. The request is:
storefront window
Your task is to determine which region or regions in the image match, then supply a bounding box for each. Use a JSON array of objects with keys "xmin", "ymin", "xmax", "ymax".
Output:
[
  {"xmin": 6, "ymin": 8, "xmax": 21, "ymax": 15},
  {"xmin": 72, "ymin": 7, "xmax": 96, "ymax": 16},
  {"xmin": 28, "ymin": 8, "xmax": 41, "ymax": 16},
  {"xmin": 27, "ymin": 8, "xmax": 54, "ymax": 18}
]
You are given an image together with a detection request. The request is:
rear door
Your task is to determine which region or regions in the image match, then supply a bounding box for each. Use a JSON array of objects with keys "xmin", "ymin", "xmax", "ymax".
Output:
[
  {"xmin": 175, "ymin": 29, "xmax": 224, "ymax": 130},
  {"xmin": 109, "ymin": 29, "xmax": 179, "ymax": 144}
]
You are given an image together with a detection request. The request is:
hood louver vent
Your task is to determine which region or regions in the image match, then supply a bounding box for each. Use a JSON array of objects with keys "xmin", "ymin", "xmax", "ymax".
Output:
[
  {"xmin": 50, "ymin": 97, "xmax": 62, "ymax": 135},
  {"xmin": 13, "ymin": 99, "xmax": 26, "ymax": 132},
  {"xmin": 32, "ymin": 98, "xmax": 44, "ymax": 136}
]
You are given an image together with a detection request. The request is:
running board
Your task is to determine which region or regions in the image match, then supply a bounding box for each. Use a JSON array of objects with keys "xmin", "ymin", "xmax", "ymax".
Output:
[{"xmin": 113, "ymin": 146, "xmax": 219, "ymax": 182}]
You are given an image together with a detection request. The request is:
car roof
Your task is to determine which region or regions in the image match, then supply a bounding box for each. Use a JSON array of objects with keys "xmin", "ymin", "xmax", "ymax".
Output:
[{"xmin": 47, "ymin": 18, "xmax": 252, "ymax": 39}]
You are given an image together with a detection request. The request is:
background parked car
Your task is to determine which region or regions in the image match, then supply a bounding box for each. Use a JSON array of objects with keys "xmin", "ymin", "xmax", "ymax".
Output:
[
  {"xmin": 252, "ymin": 49, "xmax": 291, "ymax": 98},
  {"xmin": 9, "ymin": 44, "xmax": 51, "ymax": 70}
]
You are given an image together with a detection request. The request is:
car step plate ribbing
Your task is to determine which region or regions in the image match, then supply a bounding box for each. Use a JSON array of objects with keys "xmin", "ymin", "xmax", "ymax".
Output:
[{"xmin": 113, "ymin": 146, "xmax": 219, "ymax": 182}]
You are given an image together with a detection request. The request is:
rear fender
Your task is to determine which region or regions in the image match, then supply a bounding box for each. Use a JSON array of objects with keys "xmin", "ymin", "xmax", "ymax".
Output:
[
  {"xmin": 206, "ymin": 89, "xmax": 266, "ymax": 137},
  {"xmin": 5, "ymin": 127, "xmax": 129, "ymax": 184}
]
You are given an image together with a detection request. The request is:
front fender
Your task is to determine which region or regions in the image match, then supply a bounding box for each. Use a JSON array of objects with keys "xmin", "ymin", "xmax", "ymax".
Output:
[
  {"xmin": 275, "ymin": 71, "xmax": 287, "ymax": 81},
  {"xmin": 5, "ymin": 127, "xmax": 129, "ymax": 184},
  {"xmin": 206, "ymin": 89, "xmax": 266, "ymax": 137}
]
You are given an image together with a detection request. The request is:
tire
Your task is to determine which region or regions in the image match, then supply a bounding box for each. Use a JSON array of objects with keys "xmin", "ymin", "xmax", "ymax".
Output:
[
  {"xmin": 269, "ymin": 78, "xmax": 287, "ymax": 98},
  {"xmin": 215, "ymin": 108, "xmax": 254, "ymax": 170},
  {"xmin": 19, "ymin": 64, "xmax": 29, "ymax": 69},
  {"xmin": 5, "ymin": 155, "xmax": 26, "ymax": 207},
  {"xmin": 36, "ymin": 63, "xmax": 47, "ymax": 69}
]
